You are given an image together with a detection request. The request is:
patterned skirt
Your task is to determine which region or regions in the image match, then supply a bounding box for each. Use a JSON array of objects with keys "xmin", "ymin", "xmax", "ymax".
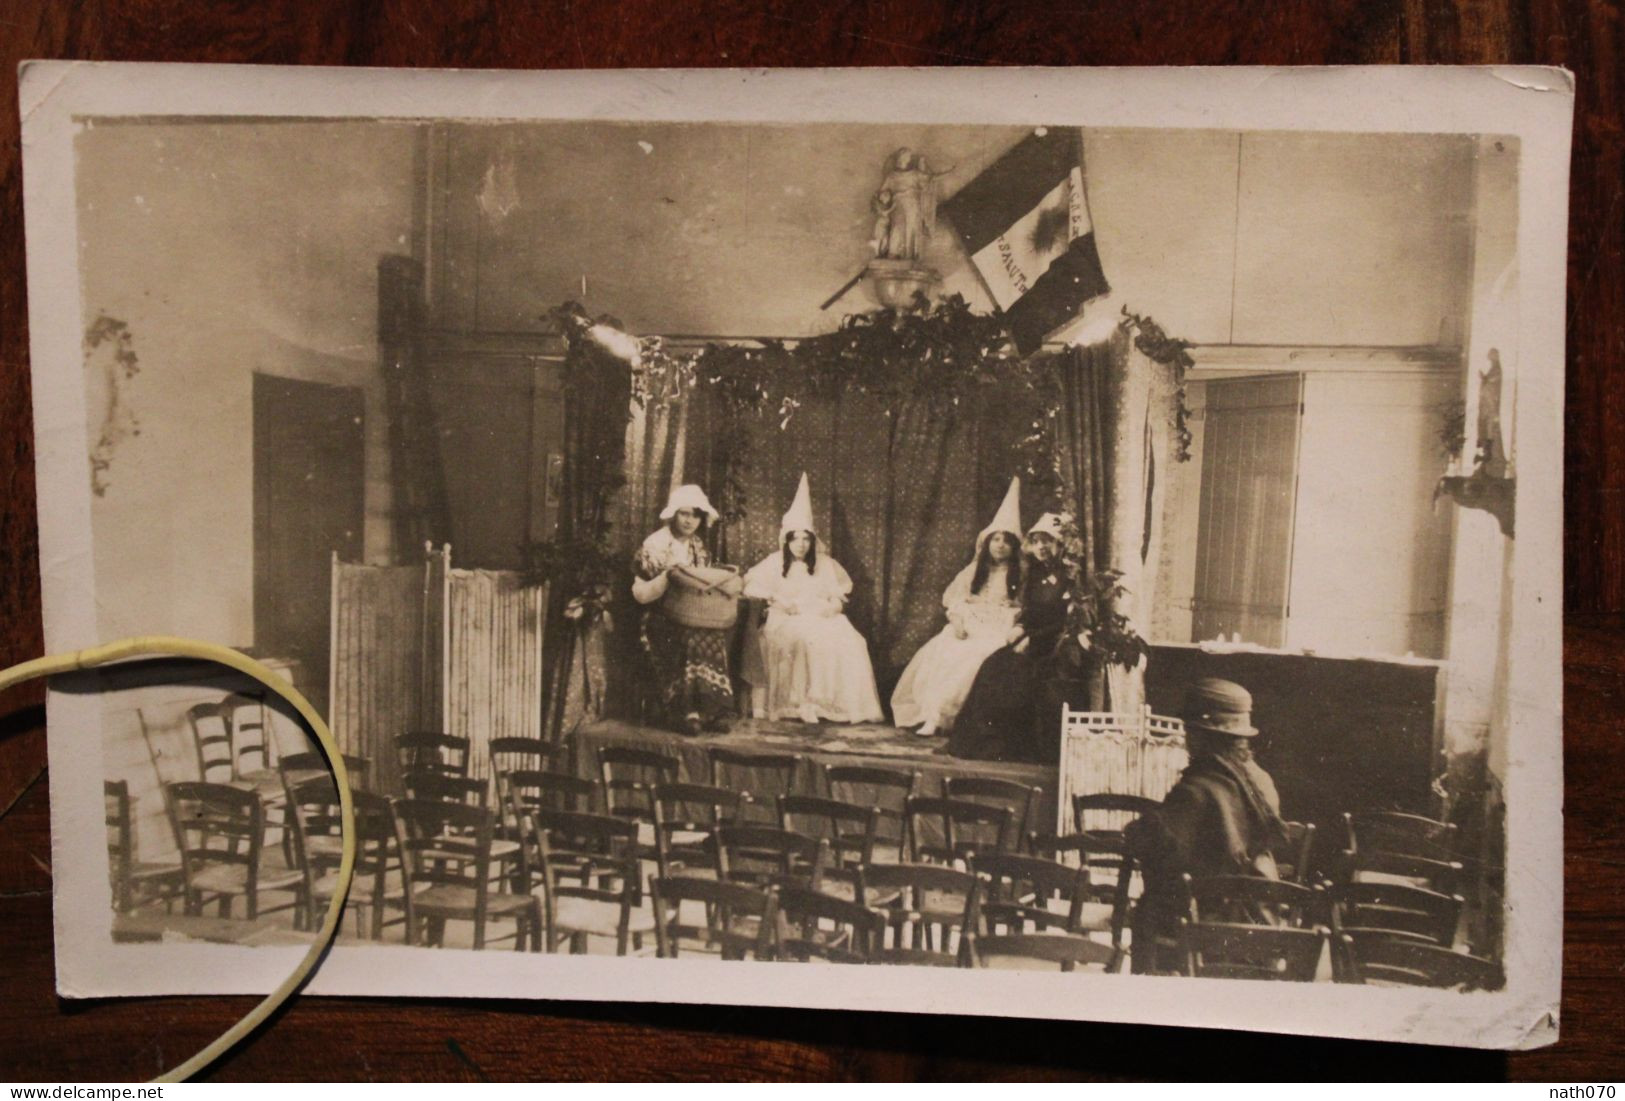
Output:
[{"xmin": 641, "ymin": 610, "xmax": 735, "ymax": 725}]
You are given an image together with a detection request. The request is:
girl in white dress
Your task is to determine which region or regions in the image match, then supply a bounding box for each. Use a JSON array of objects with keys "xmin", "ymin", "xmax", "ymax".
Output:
[
  {"xmin": 890, "ymin": 476, "xmax": 1025, "ymax": 736},
  {"xmin": 743, "ymin": 474, "xmax": 885, "ymax": 724}
]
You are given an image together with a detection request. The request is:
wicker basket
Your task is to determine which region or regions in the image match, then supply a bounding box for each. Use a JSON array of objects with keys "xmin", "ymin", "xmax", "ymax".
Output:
[{"xmin": 662, "ymin": 564, "xmax": 744, "ymax": 630}]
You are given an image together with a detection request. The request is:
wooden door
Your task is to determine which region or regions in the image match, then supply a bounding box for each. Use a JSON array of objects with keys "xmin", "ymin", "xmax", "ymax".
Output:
[
  {"xmin": 253, "ymin": 373, "xmax": 365, "ymax": 710},
  {"xmin": 1190, "ymin": 374, "xmax": 1304, "ymax": 647}
]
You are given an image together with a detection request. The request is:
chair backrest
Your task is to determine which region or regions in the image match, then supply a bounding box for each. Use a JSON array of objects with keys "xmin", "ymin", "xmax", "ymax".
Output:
[
  {"xmin": 1278, "ymin": 820, "xmax": 1316, "ymax": 883},
  {"xmin": 1339, "ymin": 847, "xmax": 1465, "ymax": 895},
  {"xmin": 857, "ymin": 862, "xmax": 983, "ymax": 965},
  {"xmin": 1340, "ymin": 931, "xmax": 1502, "ymax": 990},
  {"xmin": 164, "ymin": 781, "xmax": 263, "ymax": 881},
  {"xmin": 904, "ymin": 795, "xmax": 1013, "ymax": 865},
  {"xmin": 284, "ymin": 780, "xmax": 394, "ymax": 880},
  {"xmin": 1179, "ymin": 919, "xmax": 1329, "ymax": 982},
  {"xmin": 714, "ymin": 824, "xmax": 827, "ymax": 888},
  {"xmin": 402, "ymin": 770, "xmax": 488, "ymax": 808},
  {"xmin": 105, "ymin": 780, "xmax": 133, "ymax": 909},
  {"xmin": 1187, "ymin": 874, "xmax": 1328, "ymax": 929},
  {"xmin": 1071, "ymin": 792, "xmax": 1161, "ymax": 836},
  {"xmin": 503, "ymin": 768, "xmax": 598, "ymax": 815},
  {"xmin": 823, "ymin": 765, "xmax": 917, "ymax": 847},
  {"xmin": 489, "ymin": 736, "xmax": 562, "ymax": 777},
  {"xmin": 706, "ymin": 748, "xmax": 802, "ymax": 807},
  {"xmin": 392, "ymin": 798, "xmax": 495, "ymax": 891},
  {"xmin": 943, "ymin": 777, "xmax": 1040, "ymax": 842},
  {"xmin": 524, "ymin": 807, "xmax": 642, "ymax": 909},
  {"xmin": 278, "ymin": 750, "xmax": 372, "ymax": 790},
  {"xmin": 395, "ymin": 731, "xmax": 471, "ymax": 779},
  {"xmin": 651, "ymin": 875, "xmax": 779, "ymax": 960},
  {"xmin": 282, "ymin": 773, "xmax": 346, "ymax": 862},
  {"xmin": 776, "ymin": 794, "xmax": 878, "ymax": 868},
  {"xmin": 1332, "ymin": 880, "xmax": 1463, "ymax": 946},
  {"xmin": 597, "ymin": 746, "xmax": 681, "ymax": 823},
  {"xmin": 974, "ymin": 850, "xmax": 1092, "ymax": 934},
  {"xmin": 1344, "ymin": 811, "xmax": 1458, "ymax": 862},
  {"xmin": 222, "ymin": 692, "xmax": 273, "ymax": 775},
  {"xmin": 967, "ymin": 932, "xmax": 1119, "ymax": 972},
  {"xmin": 186, "ymin": 702, "xmax": 235, "ymax": 783},
  {"xmin": 775, "ymin": 883, "xmax": 885, "ymax": 964},
  {"xmin": 653, "ymin": 782, "xmax": 743, "ymax": 878}
]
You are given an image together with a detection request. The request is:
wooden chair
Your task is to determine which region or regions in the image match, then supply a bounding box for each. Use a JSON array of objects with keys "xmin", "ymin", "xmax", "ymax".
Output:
[
  {"xmin": 297, "ymin": 788, "xmax": 405, "ymax": 940},
  {"xmin": 857, "ymin": 862, "xmax": 983, "ymax": 966},
  {"xmin": 402, "ymin": 771, "xmax": 488, "ymax": 807},
  {"xmin": 1277, "ymin": 820, "xmax": 1317, "ymax": 884},
  {"xmin": 904, "ymin": 795, "xmax": 1013, "ymax": 867},
  {"xmin": 282, "ymin": 772, "xmax": 350, "ymax": 877},
  {"xmin": 164, "ymin": 781, "xmax": 306, "ymax": 923},
  {"xmin": 597, "ymin": 745, "xmax": 681, "ymax": 828},
  {"xmin": 714, "ymin": 825, "xmax": 827, "ymax": 890},
  {"xmin": 278, "ymin": 750, "xmax": 371, "ymax": 790},
  {"xmin": 943, "ymin": 777, "xmax": 1041, "ymax": 846},
  {"xmin": 1338, "ymin": 931, "xmax": 1502, "ymax": 990},
  {"xmin": 823, "ymin": 764, "xmax": 917, "ymax": 862},
  {"xmin": 652, "ymin": 781, "xmax": 744, "ymax": 879},
  {"xmin": 1338, "ymin": 847, "xmax": 1465, "ymax": 894},
  {"xmin": 974, "ymin": 850, "xmax": 1094, "ymax": 935},
  {"xmin": 489, "ymin": 736, "xmax": 564, "ymax": 777},
  {"xmin": 966, "ymin": 932, "xmax": 1120, "ymax": 973},
  {"xmin": 706, "ymin": 748, "xmax": 802, "ymax": 824},
  {"xmin": 186, "ymin": 702, "xmax": 235, "ymax": 783},
  {"xmin": 1179, "ymin": 918, "xmax": 1329, "ymax": 982},
  {"xmin": 502, "ymin": 768, "xmax": 598, "ymax": 816},
  {"xmin": 1186, "ymin": 874, "xmax": 1329, "ymax": 929},
  {"xmin": 1344, "ymin": 811, "xmax": 1458, "ymax": 862},
  {"xmin": 1071, "ymin": 792, "xmax": 1161, "ymax": 838},
  {"xmin": 776, "ymin": 794, "xmax": 879, "ymax": 870},
  {"xmin": 1332, "ymin": 879, "xmax": 1462, "ymax": 943},
  {"xmin": 393, "ymin": 798, "xmax": 541, "ymax": 950},
  {"xmin": 522, "ymin": 806, "xmax": 652, "ymax": 955},
  {"xmin": 395, "ymin": 731, "xmax": 471, "ymax": 779},
  {"xmin": 222, "ymin": 692, "xmax": 275, "ymax": 781},
  {"xmin": 651, "ymin": 875, "xmax": 779, "ymax": 960},
  {"xmin": 104, "ymin": 780, "xmax": 182, "ymax": 914},
  {"xmin": 774, "ymin": 883, "xmax": 885, "ymax": 964},
  {"xmin": 1029, "ymin": 832, "xmax": 1138, "ymax": 970}
]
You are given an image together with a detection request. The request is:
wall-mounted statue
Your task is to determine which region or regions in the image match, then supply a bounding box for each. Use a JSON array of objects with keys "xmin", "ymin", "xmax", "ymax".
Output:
[{"xmin": 871, "ymin": 148, "xmax": 950, "ymax": 262}]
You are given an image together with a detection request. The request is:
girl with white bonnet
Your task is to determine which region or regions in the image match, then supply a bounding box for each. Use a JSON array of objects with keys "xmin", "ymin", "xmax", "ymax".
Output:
[
  {"xmin": 742, "ymin": 473, "xmax": 885, "ymax": 724},
  {"xmin": 632, "ymin": 484, "xmax": 736, "ymax": 736},
  {"xmin": 890, "ymin": 476, "xmax": 1026, "ymax": 737}
]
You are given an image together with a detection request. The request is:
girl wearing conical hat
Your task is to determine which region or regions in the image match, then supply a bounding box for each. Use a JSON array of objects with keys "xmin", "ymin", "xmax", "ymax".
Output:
[
  {"xmin": 891, "ymin": 477, "xmax": 1026, "ymax": 737},
  {"xmin": 632, "ymin": 484, "xmax": 735, "ymax": 736},
  {"xmin": 742, "ymin": 474, "xmax": 885, "ymax": 725}
]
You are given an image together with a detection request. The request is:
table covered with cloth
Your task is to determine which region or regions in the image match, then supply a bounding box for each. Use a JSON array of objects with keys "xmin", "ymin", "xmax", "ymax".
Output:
[{"xmin": 568, "ymin": 718, "xmax": 1059, "ymax": 850}]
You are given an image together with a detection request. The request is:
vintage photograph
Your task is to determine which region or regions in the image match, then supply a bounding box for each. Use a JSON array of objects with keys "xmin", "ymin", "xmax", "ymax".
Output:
[{"xmin": 23, "ymin": 65, "xmax": 1568, "ymax": 1047}]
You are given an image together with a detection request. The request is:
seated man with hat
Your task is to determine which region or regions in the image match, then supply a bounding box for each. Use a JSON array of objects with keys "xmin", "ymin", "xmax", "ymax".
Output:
[{"xmin": 1125, "ymin": 677, "xmax": 1289, "ymax": 974}]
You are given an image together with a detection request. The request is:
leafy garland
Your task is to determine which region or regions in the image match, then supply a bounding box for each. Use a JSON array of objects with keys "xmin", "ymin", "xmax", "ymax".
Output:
[{"xmin": 525, "ymin": 297, "xmax": 1191, "ymax": 670}]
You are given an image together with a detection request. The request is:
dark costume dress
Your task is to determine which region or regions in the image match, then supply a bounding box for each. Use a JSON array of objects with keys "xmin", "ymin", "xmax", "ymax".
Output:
[
  {"xmin": 632, "ymin": 527, "xmax": 735, "ymax": 730},
  {"xmin": 1125, "ymin": 749, "xmax": 1289, "ymax": 973},
  {"xmin": 947, "ymin": 555, "xmax": 1072, "ymax": 762}
]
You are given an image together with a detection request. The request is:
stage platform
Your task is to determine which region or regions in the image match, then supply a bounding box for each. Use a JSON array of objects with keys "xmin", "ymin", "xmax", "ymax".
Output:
[{"xmin": 569, "ymin": 717, "xmax": 1060, "ymax": 841}]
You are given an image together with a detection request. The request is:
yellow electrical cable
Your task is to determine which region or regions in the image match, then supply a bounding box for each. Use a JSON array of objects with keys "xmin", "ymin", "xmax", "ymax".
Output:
[{"xmin": 0, "ymin": 636, "xmax": 356, "ymax": 1083}]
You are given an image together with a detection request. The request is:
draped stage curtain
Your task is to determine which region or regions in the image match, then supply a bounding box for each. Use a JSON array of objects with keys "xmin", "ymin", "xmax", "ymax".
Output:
[{"xmin": 560, "ymin": 334, "xmax": 1136, "ymax": 728}]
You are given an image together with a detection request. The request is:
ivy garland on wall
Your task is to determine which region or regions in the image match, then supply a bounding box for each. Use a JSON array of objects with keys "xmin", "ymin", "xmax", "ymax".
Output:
[{"xmin": 525, "ymin": 296, "xmax": 1194, "ymax": 671}]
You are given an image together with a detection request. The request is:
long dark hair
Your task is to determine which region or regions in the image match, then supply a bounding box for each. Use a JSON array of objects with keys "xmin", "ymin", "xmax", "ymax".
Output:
[
  {"xmin": 782, "ymin": 530, "xmax": 818, "ymax": 577},
  {"xmin": 971, "ymin": 532, "xmax": 1022, "ymax": 599}
]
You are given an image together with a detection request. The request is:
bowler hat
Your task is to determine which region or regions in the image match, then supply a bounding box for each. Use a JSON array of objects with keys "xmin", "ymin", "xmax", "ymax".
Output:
[{"xmin": 1180, "ymin": 677, "xmax": 1258, "ymax": 737}]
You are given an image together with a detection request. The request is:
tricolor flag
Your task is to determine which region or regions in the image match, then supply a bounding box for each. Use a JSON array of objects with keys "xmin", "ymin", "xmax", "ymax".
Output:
[{"xmin": 940, "ymin": 129, "xmax": 1109, "ymax": 354}]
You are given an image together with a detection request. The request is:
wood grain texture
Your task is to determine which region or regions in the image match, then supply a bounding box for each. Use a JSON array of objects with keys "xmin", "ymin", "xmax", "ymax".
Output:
[{"xmin": 1, "ymin": 0, "xmax": 1621, "ymax": 1081}]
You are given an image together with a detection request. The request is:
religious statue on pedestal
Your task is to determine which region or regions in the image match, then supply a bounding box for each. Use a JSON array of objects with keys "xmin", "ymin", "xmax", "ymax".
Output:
[{"xmin": 865, "ymin": 147, "xmax": 950, "ymax": 310}]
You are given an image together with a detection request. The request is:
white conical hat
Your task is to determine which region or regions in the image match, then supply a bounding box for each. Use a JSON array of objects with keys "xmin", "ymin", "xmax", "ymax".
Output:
[
  {"xmin": 780, "ymin": 472, "xmax": 817, "ymax": 537},
  {"xmin": 659, "ymin": 483, "xmax": 720, "ymax": 521},
  {"xmin": 1027, "ymin": 512, "xmax": 1067, "ymax": 540},
  {"xmin": 976, "ymin": 476, "xmax": 1023, "ymax": 552}
]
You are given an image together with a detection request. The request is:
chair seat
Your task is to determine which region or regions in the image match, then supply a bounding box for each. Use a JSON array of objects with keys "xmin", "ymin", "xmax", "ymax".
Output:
[
  {"xmin": 190, "ymin": 863, "xmax": 304, "ymax": 895},
  {"xmin": 817, "ymin": 879, "xmax": 902, "ymax": 908},
  {"xmin": 305, "ymin": 834, "xmax": 346, "ymax": 859},
  {"xmin": 552, "ymin": 895, "xmax": 657, "ymax": 937},
  {"xmin": 129, "ymin": 861, "xmax": 184, "ymax": 884},
  {"xmin": 413, "ymin": 884, "xmax": 537, "ymax": 919}
]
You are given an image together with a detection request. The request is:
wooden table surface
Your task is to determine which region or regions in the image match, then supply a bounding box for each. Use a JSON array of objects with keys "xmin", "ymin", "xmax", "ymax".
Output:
[{"xmin": 2, "ymin": 0, "xmax": 1622, "ymax": 1082}]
